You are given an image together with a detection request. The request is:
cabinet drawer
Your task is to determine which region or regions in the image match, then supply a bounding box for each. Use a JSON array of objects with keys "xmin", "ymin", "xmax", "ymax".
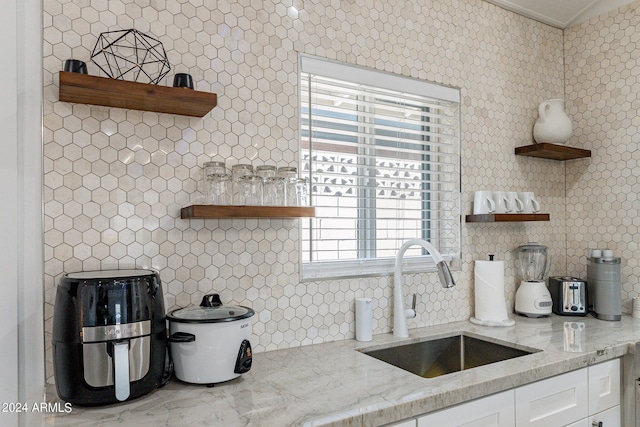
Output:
[
  {"xmin": 515, "ymin": 368, "xmax": 588, "ymax": 427},
  {"xmin": 417, "ymin": 390, "xmax": 514, "ymax": 427},
  {"xmin": 589, "ymin": 405, "xmax": 620, "ymax": 427},
  {"xmin": 588, "ymin": 359, "xmax": 620, "ymax": 414}
]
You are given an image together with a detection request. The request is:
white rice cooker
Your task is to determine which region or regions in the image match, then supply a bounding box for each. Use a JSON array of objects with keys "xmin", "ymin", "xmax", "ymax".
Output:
[{"xmin": 167, "ymin": 294, "xmax": 254, "ymax": 384}]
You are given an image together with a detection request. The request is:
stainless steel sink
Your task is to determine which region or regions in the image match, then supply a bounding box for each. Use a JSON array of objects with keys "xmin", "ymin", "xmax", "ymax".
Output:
[{"xmin": 362, "ymin": 334, "xmax": 539, "ymax": 378}]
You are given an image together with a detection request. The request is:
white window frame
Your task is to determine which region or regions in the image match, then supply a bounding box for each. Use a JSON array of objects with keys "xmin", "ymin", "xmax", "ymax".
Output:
[{"xmin": 298, "ymin": 54, "xmax": 461, "ymax": 280}]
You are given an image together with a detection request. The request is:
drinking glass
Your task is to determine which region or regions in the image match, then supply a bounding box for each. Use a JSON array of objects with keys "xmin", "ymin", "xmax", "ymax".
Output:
[
  {"xmin": 232, "ymin": 164, "xmax": 254, "ymax": 204},
  {"xmin": 256, "ymin": 165, "xmax": 276, "ymax": 179},
  {"xmin": 294, "ymin": 178, "xmax": 308, "ymax": 206},
  {"xmin": 236, "ymin": 176, "xmax": 262, "ymax": 205},
  {"xmin": 276, "ymin": 166, "xmax": 297, "ymax": 179},
  {"xmin": 202, "ymin": 161, "xmax": 226, "ymax": 201},
  {"xmin": 205, "ymin": 173, "xmax": 231, "ymax": 205},
  {"xmin": 203, "ymin": 161, "xmax": 226, "ymax": 176},
  {"xmin": 263, "ymin": 177, "xmax": 285, "ymax": 206}
]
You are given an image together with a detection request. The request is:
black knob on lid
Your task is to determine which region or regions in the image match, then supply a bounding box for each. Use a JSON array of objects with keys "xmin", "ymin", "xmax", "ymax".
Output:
[{"xmin": 200, "ymin": 293, "xmax": 223, "ymax": 307}]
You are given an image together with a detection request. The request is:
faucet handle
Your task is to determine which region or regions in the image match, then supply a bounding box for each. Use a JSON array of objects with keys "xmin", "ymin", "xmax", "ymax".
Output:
[{"xmin": 404, "ymin": 294, "xmax": 417, "ymax": 320}]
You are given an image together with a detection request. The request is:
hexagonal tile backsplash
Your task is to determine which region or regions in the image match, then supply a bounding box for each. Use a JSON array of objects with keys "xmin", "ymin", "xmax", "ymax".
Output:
[
  {"xmin": 43, "ymin": 0, "xmax": 571, "ymax": 380},
  {"xmin": 564, "ymin": 1, "xmax": 640, "ymax": 306}
]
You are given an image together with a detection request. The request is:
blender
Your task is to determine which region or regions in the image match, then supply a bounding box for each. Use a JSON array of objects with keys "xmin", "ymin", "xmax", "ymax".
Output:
[{"xmin": 515, "ymin": 243, "xmax": 553, "ymax": 317}]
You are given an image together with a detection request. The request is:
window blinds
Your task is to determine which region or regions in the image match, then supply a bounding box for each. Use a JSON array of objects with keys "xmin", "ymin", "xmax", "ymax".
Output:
[{"xmin": 299, "ymin": 55, "xmax": 461, "ymax": 280}]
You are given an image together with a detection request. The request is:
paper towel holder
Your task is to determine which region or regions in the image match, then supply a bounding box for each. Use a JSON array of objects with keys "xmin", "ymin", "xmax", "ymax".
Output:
[{"xmin": 470, "ymin": 255, "xmax": 516, "ymax": 327}]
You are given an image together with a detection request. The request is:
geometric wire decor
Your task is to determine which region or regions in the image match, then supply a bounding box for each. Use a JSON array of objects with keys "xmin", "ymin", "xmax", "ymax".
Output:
[{"xmin": 91, "ymin": 29, "xmax": 171, "ymax": 85}]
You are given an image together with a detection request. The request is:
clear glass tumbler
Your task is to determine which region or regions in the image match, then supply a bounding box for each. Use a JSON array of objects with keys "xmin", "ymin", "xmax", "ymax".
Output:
[
  {"xmin": 276, "ymin": 166, "xmax": 297, "ymax": 179},
  {"xmin": 205, "ymin": 173, "xmax": 231, "ymax": 205},
  {"xmin": 294, "ymin": 178, "xmax": 308, "ymax": 206},
  {"xmin": 263, "ymin": 177, "xmax": 285, "ymax": 206},
  {"xmin": 284, "ymin": 178, "xmax": 296, "ymax": 206},
  {"xmin": 256, "ymin": 165, "xmax": 276, "ymax": 179},
  {"xmin": 285, "ymin": 177, "xmax": 308, "ymax": 206},
  {"xmin": 231, "ymin": 164, "xmax": 254, "ymax": 205},
  {"xmin": 232, "ymin": 164, "xmax": 254, "ymax": 181},
  {"xmin": 278, "ymin": 166, "xmax": 298, "ymax": 206},
  {"xmin": 236, "ymin": 176, "xmax": 262, "ymax": 205},
  {"xmin": 204, "ymin": 161, "xmax": 226, "ymax": 176},
  {"xmin": 201, "ymin": 161, "xmax": 226, "ymax": 201}
]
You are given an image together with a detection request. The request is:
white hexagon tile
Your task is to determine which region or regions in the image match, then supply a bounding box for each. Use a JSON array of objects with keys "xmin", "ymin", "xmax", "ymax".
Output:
[
  {"xmin": 564, "ymin": 1, "xmax": 640, "ymax": 309},
  {"xmin": 43, "ymin": 0, "xmax": 591, "ymax": 381}
]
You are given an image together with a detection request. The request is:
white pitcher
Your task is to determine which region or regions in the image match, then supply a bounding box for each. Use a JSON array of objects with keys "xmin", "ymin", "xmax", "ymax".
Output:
[{"xmin": 533, "ymin": 99, "xmax": 573, "ymax": 144}]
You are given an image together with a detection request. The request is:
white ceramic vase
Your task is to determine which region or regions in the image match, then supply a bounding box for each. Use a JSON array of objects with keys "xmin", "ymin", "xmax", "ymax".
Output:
[{"xmin": 533, "ymin": 99, "xmax": 573, "ymax": 144}]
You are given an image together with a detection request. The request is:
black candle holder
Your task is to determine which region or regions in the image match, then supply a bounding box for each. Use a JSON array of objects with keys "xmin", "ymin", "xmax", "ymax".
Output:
[
  {"xmin": 63, "ymin": 59, "xmax": 88, "ymax": 74},
  {"xmin": 173, "ymin": 73, "xmax": 194, "ymax": 89}
]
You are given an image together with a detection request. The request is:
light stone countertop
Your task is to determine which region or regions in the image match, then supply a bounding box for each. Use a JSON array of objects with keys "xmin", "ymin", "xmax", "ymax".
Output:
[{"xmin": 43, "ymin": 314, "xmax": 640, "ymax": 426}]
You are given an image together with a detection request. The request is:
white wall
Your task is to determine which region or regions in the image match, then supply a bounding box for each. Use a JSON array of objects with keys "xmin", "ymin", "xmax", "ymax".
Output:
[
  {"xmin": 0, "ymin": 0, "xmax": 44, "ymax": 425},
  {"xmin": 0, "ymin": 1, "xmax": 20, "ymax": 422}
]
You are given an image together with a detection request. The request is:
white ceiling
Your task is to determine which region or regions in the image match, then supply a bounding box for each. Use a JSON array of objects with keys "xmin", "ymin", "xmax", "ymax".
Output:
[{"xmin": 484, "ymin": 0, "xmax": 636, "ymax": 28}]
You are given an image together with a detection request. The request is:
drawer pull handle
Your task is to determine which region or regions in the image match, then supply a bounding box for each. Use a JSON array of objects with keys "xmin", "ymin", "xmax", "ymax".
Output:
[{"xmin": 592, "ymin": 421, "xmax": 603, "ymax": 427}]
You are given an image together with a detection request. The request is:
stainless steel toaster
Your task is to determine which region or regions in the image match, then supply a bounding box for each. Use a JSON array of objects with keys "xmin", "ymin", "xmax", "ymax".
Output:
[{"xmin": 548, "ymin": 276, "xmax": 588, "ymax": 316}]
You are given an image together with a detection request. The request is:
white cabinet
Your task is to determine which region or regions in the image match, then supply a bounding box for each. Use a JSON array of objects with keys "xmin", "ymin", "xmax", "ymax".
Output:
[
  {"xmin": 515, "ymin": 368, "xmax": 588, "ymax": 427},
  {"xmin": 417, "ymin": 390, "xmax": 515, "ymax": 427},
  {"xmin": 583, "ymin": 358, "xmax": 621, "ymax": 427},
  {"xmin": 514, "ymin": 359, "xmax": 621, "ymax": 427},
  {"xmin": 588, "ymin": 358, "xmax": 621, "ymax": 415},
  {"xmin": 589, "ymin": 405, "xmax": 621, "ymax": 426},
  {"xmin": 390, "ymin": 359, "xmax": 621, "ymax": 427}
]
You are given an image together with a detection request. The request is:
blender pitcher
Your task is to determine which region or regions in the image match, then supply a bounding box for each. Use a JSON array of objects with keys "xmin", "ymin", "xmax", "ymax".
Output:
[
  {"xmin": 515, "ymin": 243, "xmax": 553, "ymax": 317},
  {"xmin": 517, "ymin": 243, "xmax": 551, "ymax": 282}
]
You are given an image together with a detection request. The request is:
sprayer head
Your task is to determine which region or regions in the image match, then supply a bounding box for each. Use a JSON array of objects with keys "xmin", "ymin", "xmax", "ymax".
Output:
[{"xmin": 436, "ymin": 260, "xmax": 456, "ymax": 288}]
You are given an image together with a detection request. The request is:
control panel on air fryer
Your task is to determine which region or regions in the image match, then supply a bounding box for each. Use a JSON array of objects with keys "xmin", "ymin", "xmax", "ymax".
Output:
[{"xmin": 79, "ymin": 280, "xmax": 150, "ymax": 327}]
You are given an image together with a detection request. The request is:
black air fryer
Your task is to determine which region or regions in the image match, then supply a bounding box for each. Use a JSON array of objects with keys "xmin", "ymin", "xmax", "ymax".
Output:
[{"xmin": 52, "ymin": 269, "xmax": 167, "ymax": 406}]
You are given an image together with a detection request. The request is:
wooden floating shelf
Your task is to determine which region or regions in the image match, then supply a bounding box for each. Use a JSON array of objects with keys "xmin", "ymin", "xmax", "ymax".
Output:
[
  {"xmin": 465, "ymin": 213, "xmax": 550, "ymax": 223},
  {"xmin": 181, "ymin": 205, "xmax": 316, "ymax": 219},
  {"xmin": 59, "ymin": 71, "xmax": 218, "ymax": 117},
  {"xmin": 515, "ymin": 143, "xmax": 591, "ymax": 161}
]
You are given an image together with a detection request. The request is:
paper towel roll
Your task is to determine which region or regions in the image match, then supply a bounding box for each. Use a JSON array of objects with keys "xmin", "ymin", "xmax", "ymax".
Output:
[
  {"xmin": 355, "ymin": 297, "xmax": 373, "ymax": 341},
  {"xmin": 472, "ymin": 260, "xmax": 513, "ymax": 326}
]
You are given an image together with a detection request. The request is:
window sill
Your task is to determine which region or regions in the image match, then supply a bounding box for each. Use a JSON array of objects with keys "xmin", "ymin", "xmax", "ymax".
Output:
[{"xmin": 301, "ymin": 255, "xmax": 457, "ymax": 281}]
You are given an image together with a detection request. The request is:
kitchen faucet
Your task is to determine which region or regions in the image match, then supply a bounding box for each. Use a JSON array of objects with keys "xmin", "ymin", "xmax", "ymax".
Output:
[{"xmin": 393, "ymin": 238, "xmax": 456, "ymax": 338}]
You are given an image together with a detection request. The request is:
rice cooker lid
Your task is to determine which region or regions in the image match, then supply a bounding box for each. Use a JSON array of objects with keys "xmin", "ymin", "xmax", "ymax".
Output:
[{"xmin": 168, "ymin": 304, "xmax": 255, "ymax": 323}]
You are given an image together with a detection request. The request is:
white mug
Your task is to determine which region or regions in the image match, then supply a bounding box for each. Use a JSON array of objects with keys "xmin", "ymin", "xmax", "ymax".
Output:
[
  {"xmin": 473, "ymin": 191, "xmax": 495, "ymax": 214},
  {"xmin": 492, "ymin": 191, "xmax": 512, "ymax": 213},
  {"xmin": 506, "ymin": 192, "xmax": 524, "ymax": 213},
  {"xmin": 518, "ymin": 192, "xmax": 540, "ymax": 213}
]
